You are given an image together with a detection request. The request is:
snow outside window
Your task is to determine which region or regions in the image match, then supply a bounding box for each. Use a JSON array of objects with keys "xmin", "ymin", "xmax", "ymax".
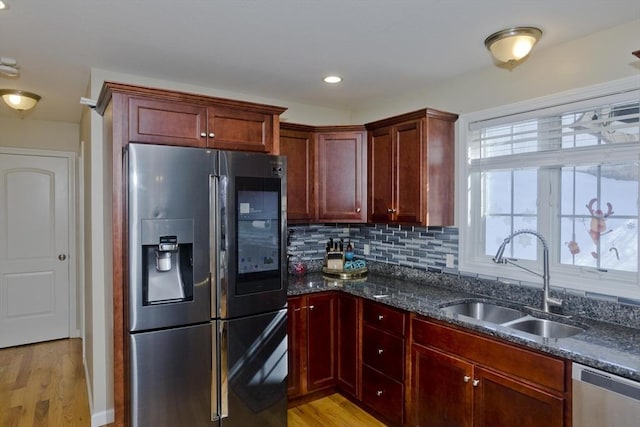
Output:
[{"xmin": 458, "ymin": 78, "xmax": 640, "ymax": 299}]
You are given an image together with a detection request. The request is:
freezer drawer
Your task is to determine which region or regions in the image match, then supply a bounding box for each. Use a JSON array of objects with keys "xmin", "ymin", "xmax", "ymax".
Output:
[
  {"xmin": 130, "ymin": 323, "xmax": 215, "ymax": 427},
  {"xmin": 220, "ymin": 309, "xmax": 288, "ymax": 427}
]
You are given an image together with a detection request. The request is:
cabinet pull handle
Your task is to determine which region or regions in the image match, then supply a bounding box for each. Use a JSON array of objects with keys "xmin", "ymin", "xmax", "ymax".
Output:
[
  {"xmin": 377, "ymin": 348, "xmax": 384, "ymax": 355},
  {"xmin": 209, "ymin": 132, "xmax": 215, "ymax": 138},
  {"xmin": 293, "ymin": 308, "xmax": 301, "ymax": 312},
  {"xmin": 377, "ymin": 314, "xmax": 384, "ymax": 320},
  {"xmin": 472, "ymin": 379, "xmax": 480, "ymax": 387},
  {"xmin": 387, "ymin": 208, "xmax": 394, "ymax": 213},
  {"xmin": 200, "ymin": 132, "xmax": 207, "ymax": 137},
  {"xmin": 376, "ymin": 390, "xmax": 383, "ymax": 397},
  {"xmin": 463, "ymin": 375, "xmax": 471, "ymax": 383}
]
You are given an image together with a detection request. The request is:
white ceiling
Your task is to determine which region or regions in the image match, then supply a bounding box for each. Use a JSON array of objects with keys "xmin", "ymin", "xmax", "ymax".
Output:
[{"xmin": 0, "ymin": 0, "xmax": 639, "ymax": 123}]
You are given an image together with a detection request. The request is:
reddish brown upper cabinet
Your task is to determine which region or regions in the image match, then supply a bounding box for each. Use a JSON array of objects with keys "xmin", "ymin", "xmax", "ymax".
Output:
[
  {"xmin": 366, "ymin": 109, "xmax": 458, "ymax": 226},
  {"xmin": 112, "ymin": 82, "xmax": 286, "ymax": 153},
  {"xmin": 280, "ymin": 124, "xmax": 367, "ymax": 223},
  {"xmin": 280, "ymin": 124, "xmax": 315, "ymax": 223},
  {"xmin": 316, "ymin": 129, "xmax": 367, "ymax": 222}
]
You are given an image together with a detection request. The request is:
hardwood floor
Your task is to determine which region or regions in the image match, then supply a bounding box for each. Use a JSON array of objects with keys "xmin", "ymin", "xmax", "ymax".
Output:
[
  {"xmin": 288, "ymin": 394, "xmax": 387, "ymax": 427},
  {"xmin": 1, "ymin": 339, "xmax": 384, "ymax": 427},
  {"xmin": 0, "ymin": 338, "xmax": 90, "ymax": 427}
]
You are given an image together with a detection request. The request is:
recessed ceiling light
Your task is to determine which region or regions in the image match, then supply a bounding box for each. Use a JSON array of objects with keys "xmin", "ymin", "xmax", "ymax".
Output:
[
  {"xmin": 323, "ymin": 75, "xmax": 343, "ymax": 84},
  {"xmin": 0, "ymin": 2, "xmax": 7, "ymax": 11}
]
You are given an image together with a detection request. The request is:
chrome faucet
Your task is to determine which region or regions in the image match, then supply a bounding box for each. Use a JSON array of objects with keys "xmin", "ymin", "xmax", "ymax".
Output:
[{"xmin": 493, "ymin": 229, "xmax": 562, "ymax": 313}]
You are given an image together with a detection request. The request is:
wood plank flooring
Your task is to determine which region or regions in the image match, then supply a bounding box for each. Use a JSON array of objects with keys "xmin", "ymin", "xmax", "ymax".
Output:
[
  {"xmin": 0, "ymin": 338, "xmax": 90, "ymax": 427},
  {"xmin": 288, "ymin": 394, "xmax": 387, "ymax": 427},
  {"xmin": 1, "ymin": 339, "xmax": 385, "ymax": 427}
]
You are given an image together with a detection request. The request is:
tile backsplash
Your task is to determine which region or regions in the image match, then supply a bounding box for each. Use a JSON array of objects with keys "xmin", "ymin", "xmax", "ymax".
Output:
[{"xmin": 287, "ymin": 223, "xmax": 459, "ymax": 273}]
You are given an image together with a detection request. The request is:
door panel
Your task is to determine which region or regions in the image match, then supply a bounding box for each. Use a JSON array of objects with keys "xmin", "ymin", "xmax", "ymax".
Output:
[
  {"xmin": 395, "ymin": 120, "xmax": 423, "ymax": 224},
  {"xmin": 368, "ymin": 127, "xmax": 393, "ymax": 222},
  {"xmin": 130, "ymin": 323, "xmax": 214, "ymax": 427},
  {"xmin": 0, "ymin": 154, "xmax": 69, "ymax": 348},
  {"xmin": 222, "ymin": 309, "xmax": 288, "ymax": 427}
]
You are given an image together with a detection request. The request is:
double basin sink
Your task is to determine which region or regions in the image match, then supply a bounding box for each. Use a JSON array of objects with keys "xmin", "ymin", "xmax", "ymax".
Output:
[{"xmin": 440, "ymin": 301, "xmax": 586, "ymax": 339}]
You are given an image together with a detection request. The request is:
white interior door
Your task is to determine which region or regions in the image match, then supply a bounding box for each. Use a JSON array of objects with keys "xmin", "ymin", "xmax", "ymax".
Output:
[{"xmin": 0, "ymin": 153, "xmax": 70, "ymax": 348}]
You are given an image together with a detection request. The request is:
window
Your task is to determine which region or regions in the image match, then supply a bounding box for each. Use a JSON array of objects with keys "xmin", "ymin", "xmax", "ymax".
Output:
[{"xmin": 458, "ymin": 78, "xmax": 640, "ymax": 299}]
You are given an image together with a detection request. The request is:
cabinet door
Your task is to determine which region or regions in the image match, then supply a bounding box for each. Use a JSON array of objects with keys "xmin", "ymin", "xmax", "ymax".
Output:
[
  {"xmin": 316, "ymin": 132, "xmax": 367, "ymax": 222},
  {"xmin": 129, "ymin": 97, "xmax": 207, "ymax": 147},
  {"xmin": 287, "ymin": 296, "xmax": 305, "ymax": 398},
  {"xmin": 395, "ymin": 119, "xmax": 424, "ymax": 224},
  {"xmin": 306, "ymin": 293, "xmax": 336, "ymax": 391},
  {"xmin": 207, "ymin": 106, "xmax": 273, "ymax": 152},
  {"xmin": 336, "ymin": 293, "xmax": 359, "ymax": 397},
  {"xmin": 368, "ymin": 126, "xmax": 394, "ymax": 223},
  {"xmin": 473, "ymin": 367, "xmax": 564, "ymax": 427},
  {"xmin": 412, "ymin": 344, "xmax": 473, "ymax": 427},
  {"xmin": 425, "ymin": 115, "xmax": 455, "ymax": 226},
  {"xmin": 280, "ymin": 129, "xmax": 315, "ymax": 222}
]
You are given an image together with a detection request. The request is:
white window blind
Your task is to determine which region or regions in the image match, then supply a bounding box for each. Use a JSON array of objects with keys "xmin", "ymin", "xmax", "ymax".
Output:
[{"xmin": 469, "ymin": 95, "xmax": 640, "ymax": 161}]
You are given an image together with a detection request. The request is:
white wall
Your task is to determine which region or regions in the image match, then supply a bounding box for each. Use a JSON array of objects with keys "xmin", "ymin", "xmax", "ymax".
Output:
[
  {"xmin": 85, "ymin": 20, "xmax": 640, "ymax": 425},
  {"xmin": 0, "ymin": 117, "xmax": 79, "ymax": 152},
  {"xmin": 351, "ymin": 19, "xmax": 640, "ymax": 123}
]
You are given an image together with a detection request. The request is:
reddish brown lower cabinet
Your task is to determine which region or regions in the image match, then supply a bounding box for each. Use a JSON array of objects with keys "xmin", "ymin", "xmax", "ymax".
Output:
[
  {"xmin": 287, "ymin": 292, "xmax": 337, "ymax": 401},
  {"xmin": 336, "ymin": 293, "xmax": 360, "ymax": 398},
  {"xmin": 306, "ymin": 293, "xmax": 336, "ymax": 391},
  {"xmin": 411, "ymin": 316, "xmax": 570, "ymax": 427},
  {"xmin": 287, "ymin": 296, "xmax": 304, "ymax": 398},
  {"xmin": 361, "ymin": 300, "xmax": 408, "ymax": 426}
]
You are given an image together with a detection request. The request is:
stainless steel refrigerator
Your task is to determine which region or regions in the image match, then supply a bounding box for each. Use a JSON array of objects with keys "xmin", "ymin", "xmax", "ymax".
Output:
[{"xmin": 127, "ymin": 143, "xmax": 288, "ymax": 427}]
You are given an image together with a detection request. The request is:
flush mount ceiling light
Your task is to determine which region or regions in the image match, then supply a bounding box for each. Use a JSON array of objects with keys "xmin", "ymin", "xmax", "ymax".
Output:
[
  {"xmin": 0, "ymin": 1, "xmax": 7, "ymax": 11},
  {"xmin": 484, "ymin": 26, "xmax": 542, "ymax": 67},
  {"xmin": 323, "ymin": 75, "xmax": 343, "ymax": 84},
  {"xmin": 0, "ymin": 89, "xmax": 41, "ymax": 111}
]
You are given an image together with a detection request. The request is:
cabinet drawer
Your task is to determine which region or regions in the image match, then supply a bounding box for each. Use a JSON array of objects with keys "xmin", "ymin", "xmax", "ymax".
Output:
[
  {"xmin": 412, "ymin": 317, "xmax": 567, "ymax": 393},
  {"xmin": 362, "ymin": 324, "xmax": 405, "ymax": 381},
  {"xmin": 362, "ymin": 365, "xmax": 404, "ymax": 425},
  {"xmin": 363, "ymin": 300, "xmax": 406, "ymax": 336}
]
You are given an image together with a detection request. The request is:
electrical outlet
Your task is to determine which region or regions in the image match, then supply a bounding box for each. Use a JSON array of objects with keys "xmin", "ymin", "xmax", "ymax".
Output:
[
  {"xmin": 364, "ymin": 244, "xmax": 370, "ymax": 255},
  {"xmin": 446, "ymin": 254, "xmax": 455, "ymax": 268},
  {"xmin": 343, "ymin": 227, "xmax": 350, "ymax": 235}
]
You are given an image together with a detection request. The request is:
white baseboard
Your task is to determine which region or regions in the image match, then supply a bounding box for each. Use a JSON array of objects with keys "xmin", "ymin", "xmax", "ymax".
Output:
[
  {"xmin": 92, "ymin": 409, "xmax": 115, "ymax": 427},
  {"xmin": 84, "ymin": 354, "xmax": 115, "ymax": 427}
]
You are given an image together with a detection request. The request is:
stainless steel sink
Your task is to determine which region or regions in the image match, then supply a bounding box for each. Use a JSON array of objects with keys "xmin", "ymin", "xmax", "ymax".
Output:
[
  {"xmin": 441, "ymin": 301, "xmax": 527, "ymax": 324},
  {"xmin": 506, "ymin": 318, "xmax": 584, "ymax": 338}
]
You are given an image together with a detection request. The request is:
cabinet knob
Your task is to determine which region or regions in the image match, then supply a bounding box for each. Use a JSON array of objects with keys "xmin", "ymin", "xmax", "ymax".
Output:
[
  {"xmin": 377, "ymin": 314, "xmax": 384, "ymax": 321},
  {"xmin": 58, "ymin": 254, "xmax": 67, "ymax": 261},
  {"xmin": 356, "ymin": 208, "xmax": 361, "ymax": 213},
  {"xmin": 387, "ymin": 208, "xmax": 396, "ymax": 213},
  {"xmin": 200, "ymin": 132, "xmax": 207, "ymax": 137},
  {"xmin": 376, "ymin": 390, "xmax": 383, "ymax": 397},
  {"xmin": 208, "ymin": 132, "xmax": 215, "ymax": 138},
  {"xmin": 463, "ymin": 375, "xmax": 471, "ymax": 383},
  {"xmin": 472, "ymin": 379, "xmax": 480, "ymax": 387},
  {"xmin": 377, "ymin": 348, "xmax": 384, "ymax": 355},
  {"xmin": 309, "ymin": 305, "xmax": 315, "ymax": 311}
]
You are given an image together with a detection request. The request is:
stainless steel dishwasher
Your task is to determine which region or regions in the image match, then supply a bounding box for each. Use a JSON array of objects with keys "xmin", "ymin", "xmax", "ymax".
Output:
[{"xmin": 572, "ymin": 362, "xmax": 640, "ymax": 427}]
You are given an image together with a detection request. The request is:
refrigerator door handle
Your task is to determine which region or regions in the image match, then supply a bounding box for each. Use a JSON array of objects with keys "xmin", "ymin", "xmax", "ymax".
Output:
[
  {"xmin": 211, "ymin": 323, "xmax": 220, "ymax": 422},
  {"xmin": 220, "ymin": 320, "xmax": 229, "ymax": 419},
  {"xmin": 209, "ymin": 175, "xmax": 219, "ymax": 318}
]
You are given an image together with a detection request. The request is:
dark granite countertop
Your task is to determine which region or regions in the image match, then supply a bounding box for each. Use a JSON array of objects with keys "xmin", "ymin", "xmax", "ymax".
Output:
[{"xmin": 288, "ymin": 272, "xmax": 640, "ymax": 382}]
